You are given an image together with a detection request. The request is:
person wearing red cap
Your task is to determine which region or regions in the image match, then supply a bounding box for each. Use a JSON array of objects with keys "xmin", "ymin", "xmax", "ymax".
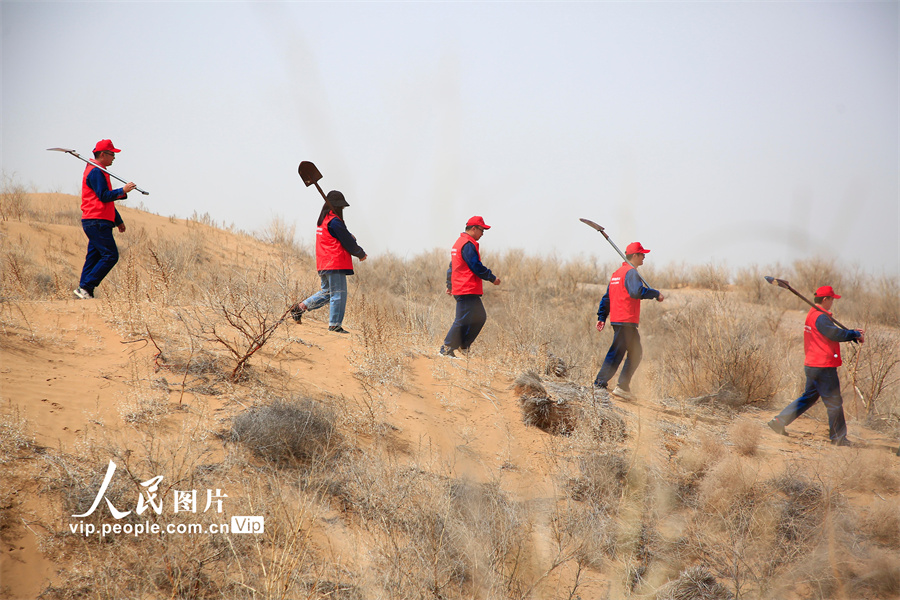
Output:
[
  {"xmin": 767, "ymin": 285, "xmax": 864, "ymax": 446},
  {"xmin": 289, "ymin": 191, "xmax": 367, "ymax": 333},
  {"xmin": 439, "ymin": 216, "xmax": 501, "ymax": 358},
  {"xmin": 593, "ymin": 242, "xmax": 664, "ymax": 399},
  {"xmin": 74, "ymin": 140, "xmax": 137, "ymax": 299}
]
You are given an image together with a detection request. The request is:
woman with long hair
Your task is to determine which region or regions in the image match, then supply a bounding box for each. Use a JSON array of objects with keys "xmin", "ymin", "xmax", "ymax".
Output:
[{"xmin": 290, "ymin": 190, "xmax": 367, "ymax": 333}]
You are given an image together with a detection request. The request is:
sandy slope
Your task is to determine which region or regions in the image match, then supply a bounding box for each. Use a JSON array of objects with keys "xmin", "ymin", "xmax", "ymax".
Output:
[{"xmin": 2, "ymin": 201, "xmax": 898, "ymax": 599}]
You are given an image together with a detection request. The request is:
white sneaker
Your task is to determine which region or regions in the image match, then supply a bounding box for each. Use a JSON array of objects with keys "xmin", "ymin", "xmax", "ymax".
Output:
[
  {"xmin": 73, "ymin": 287, "xmax": 93, "ymax": 299},
  {"xmin": 611, "ymin": 386, "xmax": 633, "ymax": 400}
]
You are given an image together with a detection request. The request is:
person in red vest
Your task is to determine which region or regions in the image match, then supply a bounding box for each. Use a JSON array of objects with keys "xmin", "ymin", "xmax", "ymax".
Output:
[
  {"xmin": 768, "ymin": 286, "xmax": 864, "ymax": 446},
  {"xmin": 290, "ymin": 191, "xmax": 366, "ymax": 333},
  {"xmin": 593, "ymin": 242, "xmax": 664, "ymax": 400},
  {"xmin": 74, "ymin": 139, "xmax": 136, "ymax": 299},
  {"xmin": 439, "ymin": 216, "xmax": 501, "ymax": 358}
]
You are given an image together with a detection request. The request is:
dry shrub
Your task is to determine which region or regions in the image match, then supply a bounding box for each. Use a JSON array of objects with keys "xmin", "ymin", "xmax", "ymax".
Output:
[
  {"xmin": 768, "ymin": 466, "xmax": 830, "ymax": 573},
  {"xmin": 656, "ymin": 294, "xmax": 781, "ymax": 405},
  {"xmin": 41, "ymin": 453, "xmax": 139, "ymax": 529},
  {"xmin": 349, "ymin": 296, "xmax": 408, "ymax": 390},
  {"xmin": 689, "ymin": 263, "xmax": 729, "ymax": 291},
  {"xmin": 688, "ymin": 456, "xmax": 778, "ymax": 597},
  {"xmin": 231, "ymin": 397, "xmax": 341, "ymax": 467},
  {"xmin": 790, "ymin": 257, "xmax": 845, "ymax": 300},
  {"xmin": 334, "ymin": 453, "xmax": 533, "ymax": 598},
  {"xmin": 0, "ymin": 174, "xmax": 30, "ymax": 221},
  {"xmin": 863, "ymin": 499, "xmax": 900, "ymax": 548},
  {"xmin": 728, "ymin": 420, "xmax": 759, "ymax": 457},
  {"xmin": 655, "ymin": 565, "xmax": 734, "ymax": 600},
  {"xmin": 845, "ymin": 327, "xmax": 900, "ymax": 418}
]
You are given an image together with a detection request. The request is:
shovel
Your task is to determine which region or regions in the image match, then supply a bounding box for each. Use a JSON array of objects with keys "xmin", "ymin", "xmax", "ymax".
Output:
[
  {"xmin": 763, "ymin": 276, "xmax": 855, "ymax": 331},
  {"xmin": 298, "ymin": 161, "xmax": 339, "ymax": 214},
  {"xmin": 580, "ymin": 218, "xmax": 653, "ymax": 288},
  {"xmin": 47, "ymin": 148, "xmax": 149, "ymax": 195}
]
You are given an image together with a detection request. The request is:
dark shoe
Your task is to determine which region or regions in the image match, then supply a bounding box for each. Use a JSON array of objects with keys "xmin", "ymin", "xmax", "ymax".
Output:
[
  {"xmin": 328, "ymin": 325, "xmax": 349, "ymax": 334},
  {"xmin": 767, "ymin": 418, "xmax": 788, "ymax": 436},
  {"xmin": 831, "ymin": 437, "xmax": 852, "ymax": 447},
  {"xmin": 289, "ymin": 303, "xmax": 305, "ymax": 324},
  {"xmin": 439, "ymin": 345, "xmax": 458, "ymax": 358}
]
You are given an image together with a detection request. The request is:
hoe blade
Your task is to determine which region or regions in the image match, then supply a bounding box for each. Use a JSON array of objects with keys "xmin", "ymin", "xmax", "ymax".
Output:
[{"xmin": 298, "ymin": 161, "xmax": 323, "ymax": 187}]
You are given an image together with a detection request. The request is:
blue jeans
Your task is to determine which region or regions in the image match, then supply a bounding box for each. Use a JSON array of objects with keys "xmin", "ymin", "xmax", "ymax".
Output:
[
  {"xmin": 443, "ymin": 295, "xmax": 487, "ymax": 350},
  {"xmin": 775, "ymin": 366, "xmax": 847, "ymax": 443},
  {"xmin": 594, "ymin": 324, "xmax": 642, "ymax": 390},
  {"xmin": 302, "ymin": 272, "xmax": 348, "ymax": 327},
  {"xmin": 80, "ymin": 219, "xmax": 119, "ymax": 295}
]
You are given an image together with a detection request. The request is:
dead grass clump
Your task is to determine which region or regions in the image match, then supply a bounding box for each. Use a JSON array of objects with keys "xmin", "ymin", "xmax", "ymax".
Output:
[
  {"xmin": 863, "ymin": 499, "xmax": 900, "ymax": 548},
  {"xmin": 841, "ymin": 449, "xmax": 900, "ymax": 495},
  {"xmin": 0, "ymin": 408, "xmax": 39, "ymax": 463},
  {"xmin": 514, "ymin": 371, "xmax": 576, "ymax": 434},
  {"xmin": 655, "ymin": 565, "xmax": 734, "ymax": 600},
  {"xmin": 769, "ymin": 468, "xmax": 827, "ymax": 562},
  {"xmin": 568, "ymin": 452, "xmax": 628, "ymax": 510},
  {"xmin": 728, "ymin": 420, "xmax": 759, "ymax": 457},
  {"xmin": 119, "ymin": 387, "xmax": 171, "ymax": 426},
  {"xmin": 231, "ymin": 397, "xmax": 341, "ymax": 467}
]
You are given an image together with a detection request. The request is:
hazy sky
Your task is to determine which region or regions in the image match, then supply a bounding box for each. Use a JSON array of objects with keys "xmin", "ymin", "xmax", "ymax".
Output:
[{"xmin": 3, "ymin": 1, "xmax": 898, "ymax": 276}]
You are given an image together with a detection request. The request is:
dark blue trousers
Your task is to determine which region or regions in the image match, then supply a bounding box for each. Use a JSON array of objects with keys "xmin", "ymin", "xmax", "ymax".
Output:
[
  {"xmin": 443, "ymin": 295, "xmax": 487, "ymax": 350},
  {"xmin": 594, "ymin": 324, "xmax": 642, "ymax": 390},
  {"xmin": 79, "ymin": 219, "xmax": 119, "ymax": 295},
  {"xmin": 775, "ymin": 366, "xmax": 847, "ymax": 443}
]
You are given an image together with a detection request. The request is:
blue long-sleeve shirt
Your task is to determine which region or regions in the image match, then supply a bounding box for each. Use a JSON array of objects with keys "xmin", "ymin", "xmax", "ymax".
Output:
[
  {"xmin": 446, "ymin": 242, "xmax": 497, "ymax": 291},
  {"xmin": 85, "ymin": 167, "xmax": 125, "ymax": 226},
  {"xmin": 326, "ymin": 218, "xmax": 366, "ymax": 259},
  {"xmin": 597, "ymin": 269, "xmax": 660, "ymax": 323},
  {"xmin": 814, "ymin": 313, "xmax": 861, "ymax": 343}
]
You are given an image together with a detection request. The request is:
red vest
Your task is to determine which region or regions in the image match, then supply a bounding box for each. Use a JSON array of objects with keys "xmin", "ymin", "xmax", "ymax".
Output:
[
  {"xmin": 81, "ymin": 162, "xmax": 117, "ymax": 221},
  {"xmin": 316, "ymin": 212, "xmax": 353, "ymax": 271},
  {"xmin": 608, "ymin": 263, "xmax": 642, "ymax": 324},
  {"xmin": 804, "ymin": 307, "xmax": 842, "ymax": 367},
  {"xmin": 450, "ymin": 233, "xmax": 483, "ymax": 295}
]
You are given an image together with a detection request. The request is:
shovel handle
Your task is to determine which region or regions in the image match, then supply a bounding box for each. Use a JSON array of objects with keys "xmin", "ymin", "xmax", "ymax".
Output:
[
  {"xmin": 47, "ymin": 148, "xmax": 149, "ymax": 195},
  {"xmin": 580, "ymin": 217, "xmax": 653, "ymax": 289}
]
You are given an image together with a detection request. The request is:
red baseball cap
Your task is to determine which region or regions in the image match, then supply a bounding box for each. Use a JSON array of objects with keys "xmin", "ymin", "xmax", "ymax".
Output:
[
  {"xmin": 93, "ymin": 139, "xmax": 121, "ymax": 153},
  {"xmin": 466, "ymin": 216, "xmax": 491, "ymax": 230},
  {"xmin": 815, "ymin": 285, "xmax": 841, "ymax": 299},
  {"xmin": 625, "ymin": 242, "xmax": 650, "ymax": 255}
]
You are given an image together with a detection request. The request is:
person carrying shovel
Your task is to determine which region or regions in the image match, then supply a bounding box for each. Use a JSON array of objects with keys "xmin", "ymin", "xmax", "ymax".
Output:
[
  {"xmin": 767, "ymin": 285, "xmax": 864, "ymax": 446},
  {"xmin": 290, "ymin": 191, "xmax": 366, "ymax": 334},
  {"xmin": 74, "ymin": 139, "xmax": 136, "ymax": 299},
  {"xmin": 593, "ymin": 242, "xmax": 664, "ymax": 400}
]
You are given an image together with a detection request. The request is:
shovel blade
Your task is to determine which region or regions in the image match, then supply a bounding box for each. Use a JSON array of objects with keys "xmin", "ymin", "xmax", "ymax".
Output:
[
  {"xmin": 47, "ymin": 147, "xmax": 77, "ymax": 154},
  {"xmin": 579, "ymin": 218, "xmax": 604, "ymax": 232},
  {"xmin": 298, "ymin": 161, "xmax": 323, "ymax": 187}
]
